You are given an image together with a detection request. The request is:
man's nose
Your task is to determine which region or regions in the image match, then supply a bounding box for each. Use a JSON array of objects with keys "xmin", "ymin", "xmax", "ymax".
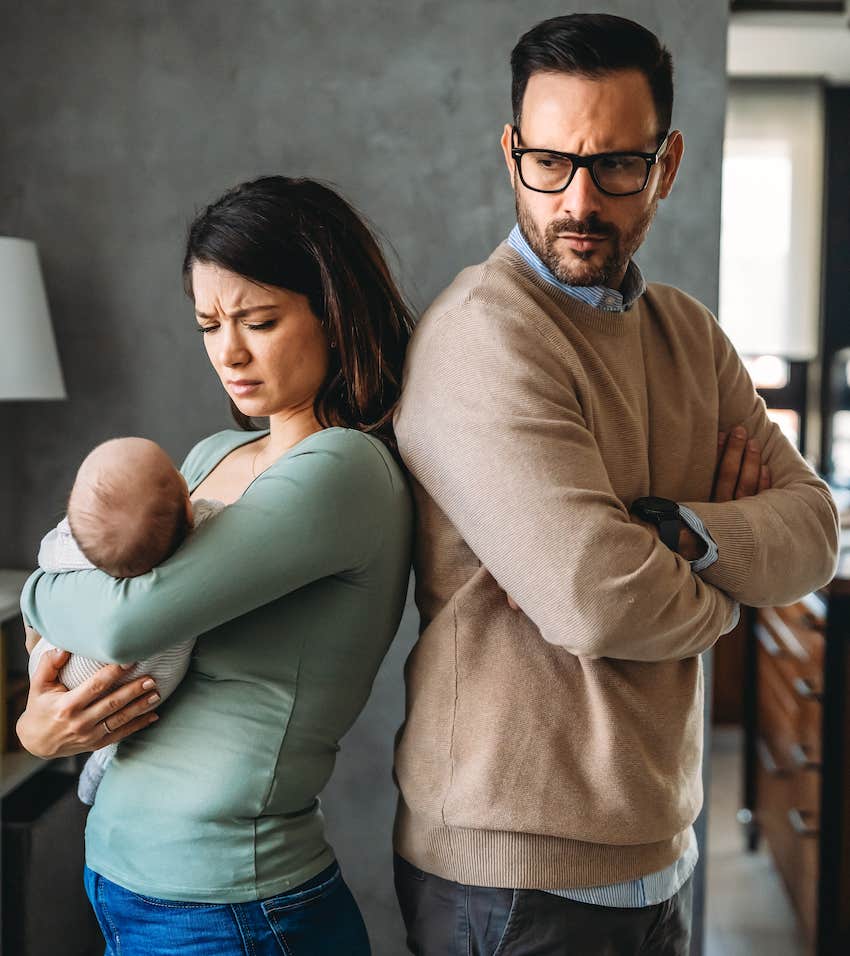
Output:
[{"xmin": 559, "ymin": 166, "xmax": 603, "ymax": 224}]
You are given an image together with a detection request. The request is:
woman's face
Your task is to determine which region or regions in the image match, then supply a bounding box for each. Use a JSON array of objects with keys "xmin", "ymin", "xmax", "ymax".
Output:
[{"xmin": 191, "ymin": 261, "xmax": 330, "ymax": 420}]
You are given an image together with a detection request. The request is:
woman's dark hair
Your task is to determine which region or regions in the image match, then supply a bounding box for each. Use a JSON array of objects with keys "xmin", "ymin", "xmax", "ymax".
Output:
[
  {"xmin": 511, "ymin": 14, "xmax": 674, "ymax": 137},
  {"xmin": 183, "ymin": 176, "xmax": 415, "ymax": 452}
]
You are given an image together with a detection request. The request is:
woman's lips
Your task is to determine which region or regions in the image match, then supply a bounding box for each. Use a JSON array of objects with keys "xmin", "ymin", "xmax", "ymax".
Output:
[{"xmin": 229, "ymin": 381, "xmax": 262, "ymax": 396}]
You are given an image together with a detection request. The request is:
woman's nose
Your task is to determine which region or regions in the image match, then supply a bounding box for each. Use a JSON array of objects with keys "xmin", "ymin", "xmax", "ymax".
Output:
[{"xmin": 218, "ymin": 326, "xmax": 250, "ymax": 367}]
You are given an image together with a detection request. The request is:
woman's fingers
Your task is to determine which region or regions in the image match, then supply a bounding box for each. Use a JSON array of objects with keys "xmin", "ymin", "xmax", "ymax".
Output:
[
  {"xmin": 713, "ymin": 428, "xmax": 747, "ymax": 501},
  {"xmin": 735, "ymin": 439, "xmax": 763, "ymax": 499},
  {"xmin": 759, "ymin": 465, "xmax": 771, "ymax": 493},
  {"xmin": 31, "ymin": 646, "xmax": 72, "ymax": 689},
  {"xmin": 97, "ymin": 711, "xmax": 159, "ymax": 750},
  {"xmin": 85, "ymin": 678, "xmax": 161, "ymax": 730},
  {"xmin": 62, "ymin": 662, "xmax": 136, "ymax": 712}
]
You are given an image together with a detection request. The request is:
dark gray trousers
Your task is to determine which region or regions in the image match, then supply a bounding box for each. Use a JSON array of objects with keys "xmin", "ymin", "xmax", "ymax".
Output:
[{"xmin": 393, "ymin": 855, "xmax": 693, "ymax": 956}]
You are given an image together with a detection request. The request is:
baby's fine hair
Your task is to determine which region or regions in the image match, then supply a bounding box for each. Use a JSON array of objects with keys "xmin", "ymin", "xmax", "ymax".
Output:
[{"xmin": 68, "ymin": 446, "xmax": 189, "ymax": 578}]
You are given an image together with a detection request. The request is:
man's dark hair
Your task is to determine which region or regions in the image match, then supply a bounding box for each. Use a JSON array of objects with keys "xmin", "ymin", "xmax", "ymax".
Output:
[{"xmin": 511, "ymin": 14, "xmax": 674, "ymax": 137}]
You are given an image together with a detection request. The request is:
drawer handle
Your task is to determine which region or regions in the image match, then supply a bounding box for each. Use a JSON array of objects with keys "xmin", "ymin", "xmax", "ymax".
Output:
[
  {"xmin": 788, "ymin": 807, "xmax": 819, "ymax": 838},
  {"xmin": 789, "ymin": 742, "xmax": 821, "ymax": 771},
  {"xmin": 799, "ymin": 591, "xmax": 826, "ymax": 628},
  {"xmin": 756, "ymin": 737, "xmax": 786, "ymax": 776},
  {"xmin": 755, "ymin": 622, "xmax": 782, "ymax": 657},
  {"xmin": 792, "ymin": 676, "xmax": 823, "ymax": 702}
]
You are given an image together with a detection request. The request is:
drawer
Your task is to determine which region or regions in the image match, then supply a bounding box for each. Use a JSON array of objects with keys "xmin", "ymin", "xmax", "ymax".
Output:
[
  {"xmin": 757, "ymin": 607, "xmax": 824, "ymax": 693},
  {"xmin": 758, "ymin": 639, "xmax": 801, "ymax": 762},
  {"xmin": 756, "ymin": 615, "xmax": 824, "ymax": 756},
  {"xmin": 777, "ymin": 594, "xmax": 826, "ymax": 636},
  {"xmin": 786, "ymin": 803, "xmax": 820, "ymax": 943},
  {"xmin": 755, "ymin": 725, "xmax": 820, "ymax": 946}
]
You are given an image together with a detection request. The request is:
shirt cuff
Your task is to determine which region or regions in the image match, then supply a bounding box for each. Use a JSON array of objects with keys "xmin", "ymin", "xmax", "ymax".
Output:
[{"xmin": 678, "ymin": 504, "xmax": 719, "ymax": 573}]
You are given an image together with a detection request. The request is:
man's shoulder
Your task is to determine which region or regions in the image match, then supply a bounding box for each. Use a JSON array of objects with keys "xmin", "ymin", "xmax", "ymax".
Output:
[
  {"xmin": 414, "ymin": 243, "xmax": 547, "ymax": 343},
  {"xmin": 642, "ymin": 282, "xmax": 717, "ymax": 325}
]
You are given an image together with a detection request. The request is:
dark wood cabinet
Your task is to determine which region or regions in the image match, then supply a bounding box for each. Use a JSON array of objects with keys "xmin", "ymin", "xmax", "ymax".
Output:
[{"xmin": 742, "ymin": 556, "xmax": 850, "ymax": 954}]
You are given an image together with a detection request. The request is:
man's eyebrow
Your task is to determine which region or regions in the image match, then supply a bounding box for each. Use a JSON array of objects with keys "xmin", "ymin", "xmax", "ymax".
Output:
[{"xmin": 195, "ymin": 304, "xmax": 278, "ymax": 320}]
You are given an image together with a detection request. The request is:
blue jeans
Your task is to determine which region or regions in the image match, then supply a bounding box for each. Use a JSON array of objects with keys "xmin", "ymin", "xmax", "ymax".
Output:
[{"xmin": 84, "ymin": 862, "xmax": 371, "ymax": 955}]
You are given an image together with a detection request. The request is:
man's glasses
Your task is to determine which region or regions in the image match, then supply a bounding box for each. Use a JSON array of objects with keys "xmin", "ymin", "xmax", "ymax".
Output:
[{"xmin": 510, "ymin": 127, "xmax": 670, "ymax": 197}]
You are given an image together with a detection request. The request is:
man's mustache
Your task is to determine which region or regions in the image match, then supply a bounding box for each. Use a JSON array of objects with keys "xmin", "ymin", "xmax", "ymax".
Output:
[{"xmin": 546, "ymin": 216, "xmax": 617, "ymax": 238}]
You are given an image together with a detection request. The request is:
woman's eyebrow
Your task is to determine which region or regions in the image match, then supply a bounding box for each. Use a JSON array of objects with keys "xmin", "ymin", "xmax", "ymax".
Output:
[{"xmin": 195, "ymin": 304, "xmax": 278, "ymax": 319}]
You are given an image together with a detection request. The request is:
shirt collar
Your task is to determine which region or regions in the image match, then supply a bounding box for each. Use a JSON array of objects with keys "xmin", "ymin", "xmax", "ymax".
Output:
[{"xmin": 506, "ymin": 224, "xmax": 646, "ymax": 312}]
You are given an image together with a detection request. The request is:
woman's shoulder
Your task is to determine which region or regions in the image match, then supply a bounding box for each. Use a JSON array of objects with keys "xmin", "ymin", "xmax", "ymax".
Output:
[{"xmin": 285, "ymin": 427, "xmax": 408, "ymax": 495}]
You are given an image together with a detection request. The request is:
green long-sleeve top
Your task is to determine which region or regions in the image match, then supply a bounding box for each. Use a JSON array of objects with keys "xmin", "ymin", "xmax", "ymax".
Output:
[{"xmin": 21, "ymin": 427, "xmax": 412, "ymax": 902}]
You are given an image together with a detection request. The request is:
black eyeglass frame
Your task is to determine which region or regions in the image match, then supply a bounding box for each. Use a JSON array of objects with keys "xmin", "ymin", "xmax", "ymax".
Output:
[{"xmin": 510, "ymin": 127, "xmax": 671, "ymax": 197}]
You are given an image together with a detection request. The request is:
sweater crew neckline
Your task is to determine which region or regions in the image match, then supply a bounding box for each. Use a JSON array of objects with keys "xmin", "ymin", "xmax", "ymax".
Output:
[{"xmin": 495, "ymin": 243, "xmax": 643, "ymax": 337}]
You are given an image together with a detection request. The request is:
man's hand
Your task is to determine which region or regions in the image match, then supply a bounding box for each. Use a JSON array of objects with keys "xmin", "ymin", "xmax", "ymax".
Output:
[
  {"xmin": 713, "ymin": 427, "xmax": 771, "ymax": 502},
  {"xmin": 678, "ymin": 426, "xmax": 773, "ymax": 560}
]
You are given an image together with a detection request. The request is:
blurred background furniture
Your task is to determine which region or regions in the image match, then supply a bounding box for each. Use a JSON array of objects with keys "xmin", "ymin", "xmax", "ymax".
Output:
[{"xmin": 740, "ymin": 537, "xmax": 850, "ymax": 954}]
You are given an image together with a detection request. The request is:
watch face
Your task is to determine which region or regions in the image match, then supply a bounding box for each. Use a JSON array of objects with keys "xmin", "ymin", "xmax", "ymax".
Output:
[{"xmin": 634, "ymin": 496, "xmax": 679, "ymax": 520}]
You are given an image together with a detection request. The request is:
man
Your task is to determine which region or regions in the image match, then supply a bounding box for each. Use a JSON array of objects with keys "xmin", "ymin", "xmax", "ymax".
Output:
[{"xmin": 392, "ymin": 13, "xmax": 838, "ymax": 956}]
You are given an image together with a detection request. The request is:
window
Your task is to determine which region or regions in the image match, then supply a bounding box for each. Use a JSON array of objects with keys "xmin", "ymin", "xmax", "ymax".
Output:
[{"xmin": 720, "ymin": 81, "xmax": 824, "ymax": 360}]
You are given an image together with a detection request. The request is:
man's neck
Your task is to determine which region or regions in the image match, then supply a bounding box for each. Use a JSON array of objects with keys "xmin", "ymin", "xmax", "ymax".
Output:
[{"xmin": 506, "ymin": 224, "xmax": 646, "ymax": 312}]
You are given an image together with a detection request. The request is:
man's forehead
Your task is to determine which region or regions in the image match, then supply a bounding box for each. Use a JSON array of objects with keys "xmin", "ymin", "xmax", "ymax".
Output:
[{"xmin": 520, "ymin": 69, "xmax": 659, "ymax": 149}]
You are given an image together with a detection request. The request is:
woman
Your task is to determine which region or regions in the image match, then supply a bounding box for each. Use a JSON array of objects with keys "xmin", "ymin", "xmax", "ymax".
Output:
[{"xmin": 17, "ymin": 176, "xmax": 414, "ymax": 955}]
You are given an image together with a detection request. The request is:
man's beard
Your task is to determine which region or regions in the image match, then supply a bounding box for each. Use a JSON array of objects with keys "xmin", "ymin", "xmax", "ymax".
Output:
[{"xmin": 515, "ymin": 186, "xmax": 659, "ymax": 288}]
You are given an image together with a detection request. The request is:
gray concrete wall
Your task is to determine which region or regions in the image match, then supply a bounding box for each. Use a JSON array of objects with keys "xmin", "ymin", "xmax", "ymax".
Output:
[{"xmin": 0, "ymin": 3, "xmax": 728, "ymax": 953}]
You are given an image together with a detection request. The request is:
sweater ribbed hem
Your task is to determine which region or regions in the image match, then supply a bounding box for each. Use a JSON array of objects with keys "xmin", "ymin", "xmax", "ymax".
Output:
[{"xmin": 393, "ymin": 799, "xmax": 690, "ymax": 891}]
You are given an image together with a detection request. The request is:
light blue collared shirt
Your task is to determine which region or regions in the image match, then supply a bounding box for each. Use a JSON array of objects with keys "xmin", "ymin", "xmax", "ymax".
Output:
[{"xmin": 506, "ymin": 224, "xmax": 715, "ymax": 907}]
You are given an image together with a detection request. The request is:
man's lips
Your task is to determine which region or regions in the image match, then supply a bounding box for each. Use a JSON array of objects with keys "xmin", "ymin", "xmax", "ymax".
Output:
[{"xmin": 558, "ymin": 233, "xmax": 609, "ymax": 251}]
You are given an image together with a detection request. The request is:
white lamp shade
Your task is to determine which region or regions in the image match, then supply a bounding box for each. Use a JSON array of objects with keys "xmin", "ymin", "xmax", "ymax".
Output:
[{"xmin": 0, "ymin": 236, "xmax": 66, "ymax": 400}]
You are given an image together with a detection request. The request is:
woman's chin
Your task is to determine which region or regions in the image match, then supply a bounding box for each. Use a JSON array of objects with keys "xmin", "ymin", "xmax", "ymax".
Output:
[{"xmin": 232, "ymin": 397, "xmax": 270, "ymax": 417}]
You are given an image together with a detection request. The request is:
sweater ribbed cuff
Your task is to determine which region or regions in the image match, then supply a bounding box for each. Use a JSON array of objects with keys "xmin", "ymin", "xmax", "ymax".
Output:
[{"xmin": 680, "ymin": 501, "xmax": 755, "ymax": 599}]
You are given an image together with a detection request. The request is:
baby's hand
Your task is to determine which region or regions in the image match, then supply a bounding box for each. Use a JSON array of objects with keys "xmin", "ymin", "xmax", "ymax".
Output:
[{"xmin": 24, "ymin": 624, "xmax": 43, "ymax": 655}]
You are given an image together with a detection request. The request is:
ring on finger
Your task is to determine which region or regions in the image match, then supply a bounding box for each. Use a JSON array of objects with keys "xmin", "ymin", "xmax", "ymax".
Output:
[{"xmin": 102, "ymin": 717, "xmax": 114, "ymax": 735}]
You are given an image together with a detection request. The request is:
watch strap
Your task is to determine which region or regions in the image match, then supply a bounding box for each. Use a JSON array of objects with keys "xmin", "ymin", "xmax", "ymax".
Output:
[{"xmin": 658, "ymin": 517, "xmax": 680, "ymax": 552}]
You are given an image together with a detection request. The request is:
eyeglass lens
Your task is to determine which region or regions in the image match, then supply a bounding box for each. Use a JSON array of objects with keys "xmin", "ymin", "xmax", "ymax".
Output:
[{"xmin": 520, "ymin": 152, "xmax": 650, "ymax": 195}]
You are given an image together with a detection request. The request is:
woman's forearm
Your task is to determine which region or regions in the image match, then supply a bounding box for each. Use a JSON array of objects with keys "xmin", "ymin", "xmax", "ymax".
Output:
[{"xmin": 21, "ymin": 436, "xmax": 381, "ymax": 660}]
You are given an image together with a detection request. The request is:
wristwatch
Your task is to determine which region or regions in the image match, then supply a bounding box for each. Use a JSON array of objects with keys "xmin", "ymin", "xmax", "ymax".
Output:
[{"xmin": 630, "ymin": 496, "xmax": 681, "ymax": 552}]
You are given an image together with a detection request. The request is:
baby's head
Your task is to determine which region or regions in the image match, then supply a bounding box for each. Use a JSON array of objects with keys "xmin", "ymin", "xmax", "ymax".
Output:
[{"xmin": 67, "ymin": 438, "xmax": 192, "ymax": 578}]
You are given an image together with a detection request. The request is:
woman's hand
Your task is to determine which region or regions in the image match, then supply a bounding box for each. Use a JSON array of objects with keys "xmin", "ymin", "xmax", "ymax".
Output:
[{"xmin": 16, "ymin": 648, "xmax": 160, "ymax": 759}]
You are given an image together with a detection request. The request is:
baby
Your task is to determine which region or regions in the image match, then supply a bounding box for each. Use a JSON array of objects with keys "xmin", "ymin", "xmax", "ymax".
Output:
[{"xmin": 27, "ymin": 437, "xmax": 223, "ymax": 804}]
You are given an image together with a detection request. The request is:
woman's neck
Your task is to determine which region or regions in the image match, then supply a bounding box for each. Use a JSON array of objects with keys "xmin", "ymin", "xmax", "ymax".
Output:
[{"xmin": 263, "ymin": 405, "xmax": 324, "ymax": 460}]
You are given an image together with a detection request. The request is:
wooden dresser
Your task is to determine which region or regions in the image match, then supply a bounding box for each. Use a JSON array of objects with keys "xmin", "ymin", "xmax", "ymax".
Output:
[{"xmin": 742, "ymin": 545, "xmax": 850, "ymax": 954}]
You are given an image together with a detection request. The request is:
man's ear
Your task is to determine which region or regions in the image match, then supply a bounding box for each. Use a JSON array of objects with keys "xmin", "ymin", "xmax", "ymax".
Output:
[
  {"xmin": 500, "ymin": 123, "xmax": 518, "ymax": 186},
  {"xmin": 658, "ymin": 130, "xmax": 684, "ymax": 199}
]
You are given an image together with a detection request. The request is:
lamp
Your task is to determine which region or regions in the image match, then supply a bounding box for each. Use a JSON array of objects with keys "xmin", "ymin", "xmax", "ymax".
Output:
[{"xmin": 0, "ymin": 237, "xmax": 66, "ymax": 400}]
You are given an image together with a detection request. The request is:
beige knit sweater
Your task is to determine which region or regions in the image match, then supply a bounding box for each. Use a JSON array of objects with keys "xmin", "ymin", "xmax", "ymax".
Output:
[{"xmin": 393, "ymin": 243, "xmax": 838, "ymax": 890}]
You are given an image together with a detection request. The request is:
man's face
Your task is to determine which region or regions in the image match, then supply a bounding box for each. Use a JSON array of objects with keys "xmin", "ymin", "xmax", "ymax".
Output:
[{"xmin": 500, "ymin": 69, "xmax": 683, "ymax": 289}]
